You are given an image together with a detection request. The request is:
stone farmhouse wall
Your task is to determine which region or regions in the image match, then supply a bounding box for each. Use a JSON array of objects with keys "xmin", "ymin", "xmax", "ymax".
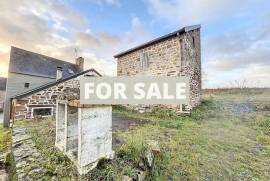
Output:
[
  {"xmin": 13, "ymin": 77, "xmax": 80, "ymax": 120},
  {"xmin": 180, "ymin": 29, "xmax": 201, "ymax": 108},
  {"xmin": 117, "ymin": 29, "xmax": 201, "ymax": 110}
]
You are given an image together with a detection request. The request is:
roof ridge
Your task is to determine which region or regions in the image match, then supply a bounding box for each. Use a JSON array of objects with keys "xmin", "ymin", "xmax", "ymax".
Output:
[
  {"xmin": 11, "ymin": 46, "xmax": 76, "ymax": 66},
  {"xmin": 12, "ymin": 69, "xmax": 102, "ymax": 99},
  {"xmin": 114, "ymin": 24, "xmax": 201, "ymax": 58}
]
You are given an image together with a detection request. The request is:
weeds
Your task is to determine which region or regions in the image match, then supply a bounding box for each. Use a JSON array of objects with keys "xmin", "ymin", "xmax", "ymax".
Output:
[
  {"xmin": 8, "ymin": 88, "xmax": 270, "ymax": 180},
  {"xmin": 114, "ymin": 89, "xmax": 270, "ymax": 180},
  {"xmin": 6, "ymin": 153, "xmax": 17, "ymax": 180},
  {"xmin": 15, "ymin": 118, "xmax": 78, "ymax": 180},
  {"xmin": 0, "ymin": 126, "xmax": 11, "ymax": 153}
]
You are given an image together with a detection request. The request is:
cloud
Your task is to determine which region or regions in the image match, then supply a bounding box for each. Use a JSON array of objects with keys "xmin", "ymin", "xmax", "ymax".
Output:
[
  {"xmin": 90, "ymin": 0, "xmax": 121, "ymax": 7},
  {"xmin": 72, "ymin": 16, "xmax": 152, "ymax": 59},
  {"xmin": 74, "ymin": 31, "xmax": 120, "ymax": 60},
  {"xmin": 0, "ymin": 0, "xmax": 151, "ymax": 78},
  {"xmin": 145, "ymin": 0, "xmax": 247, "ymax": 26},
  {"xmin": 71, "ymin": 16, "xmax": 152, "ymax": 75},
  {"xmin": 118, "ymin": 17, "xmax": 153, "ymax": 51},
  {"xmin": 145, "ymin": 0, "xmax": 270, "ymax": 87},
  {"xmin": 206, "ymin": 14, "xmax": 270, "ymax": 72},
  {"xmin": 203, "ymin": 16, "xmax": 270, "ymax": 88}
]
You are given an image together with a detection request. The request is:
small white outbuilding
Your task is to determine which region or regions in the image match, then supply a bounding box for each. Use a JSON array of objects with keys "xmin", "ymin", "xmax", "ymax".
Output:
[{"xmin": 55, "ymin": 99, "xmax": 114, "ymax": 175}]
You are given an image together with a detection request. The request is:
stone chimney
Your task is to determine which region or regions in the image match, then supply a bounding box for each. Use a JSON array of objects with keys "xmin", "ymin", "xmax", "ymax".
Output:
[
  {"xmin": 56, "ymin": 66, "xmax": 63, "ymax": 80},
  {"xmin": 76, "ymin": 57, "xmax": 84, "ymax": 71}
]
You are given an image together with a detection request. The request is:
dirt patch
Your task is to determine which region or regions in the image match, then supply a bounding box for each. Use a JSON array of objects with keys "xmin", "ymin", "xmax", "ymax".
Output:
[
  {"xmin": 112, "ymin": 114, "xmax": 148, "ymax": 148},
  {"xmin": 229, "ymin": 103, "xmax": 256, "ymax": 114},
  {"xmin": 256, "ymin": 105, "xmax": 270, "ymax": 112},
  {"xmin": 112, "ymin": 113, "xmax": 148, "ymax": 132}
]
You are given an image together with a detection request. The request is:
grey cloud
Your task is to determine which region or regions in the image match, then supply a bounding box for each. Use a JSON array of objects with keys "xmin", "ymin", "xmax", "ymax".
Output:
[
  {"xmin": 73, "ymin": 16, "xmax": 152, "ymax": 61},
  {"xmin": 206, "ymin": 15, "xmax": 270, "ymax": 72},
  {"xmin": 146, "ymin": 0, "xmax": 249, "ymax": 26},
  {"xmin": 0, "ymin": 0, "xmax": 151, "ymax": 77}
]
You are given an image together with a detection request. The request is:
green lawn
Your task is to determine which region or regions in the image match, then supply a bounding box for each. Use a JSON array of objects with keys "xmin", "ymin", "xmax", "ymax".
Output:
[{"xmin": 11, "ymin": 88, "xmax": 270, "ymax": 180}]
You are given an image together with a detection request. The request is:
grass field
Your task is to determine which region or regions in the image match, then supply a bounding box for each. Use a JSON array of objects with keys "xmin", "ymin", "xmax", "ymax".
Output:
[
  {"xmin": 11, "ymin": 88, "xmax": 270, "ymax": 180},
  {"xmin": 114, "ymin": 88, "xmax": 270, "ymax": 180}
]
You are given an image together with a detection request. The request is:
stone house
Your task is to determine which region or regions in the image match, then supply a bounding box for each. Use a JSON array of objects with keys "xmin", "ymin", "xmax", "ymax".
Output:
[
  {"xmin": 10, "ymin": 68, "xmax": 100, "ymax": 121},
  {"xmin": 114, "ymin": 25, "xmax": 201, "ymax": 112},
  {"xmin": 3, "ymin": 46, "xmax": 100, "ymax": 127}
]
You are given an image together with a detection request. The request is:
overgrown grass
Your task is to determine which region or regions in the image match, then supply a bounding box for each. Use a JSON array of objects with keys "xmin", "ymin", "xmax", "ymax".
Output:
[
  {"xmin": 10, "ymin": 88, "xmax": 270, "ymax": 180},
  {"xmin": 113, "ymin": 99, "xmax": 215, "ymax": 130},
  {"xmin": 14, "ymin": 118, "xmax": 78, "ymax": 180},
  {"xmin": 0, "ymin": 126, "xmax": 11, "ymax": 154},
  {"xmin": 6, "ymin": 153, "xmax": 17, "ymax": 181},
  {"xmin": 14, "ymin": 118, "xmax": 151, "ymax": 180},
  {"xmin": 114, "ymin": 89, "xmax": 270, "ymax": 180},
  {"xmin": 85, "ymin": 137, "xmax": 147, "ymax": 180}
]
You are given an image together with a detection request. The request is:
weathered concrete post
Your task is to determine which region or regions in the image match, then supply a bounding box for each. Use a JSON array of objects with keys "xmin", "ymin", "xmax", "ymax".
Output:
[
  {"xmin": 77, "ymin": 105, "xmax": 114, "ymax": 174},
  {"xmin": 55, "ymin": 101, "xmax": 67, "ymax": 151},
  {"xmin": 55, "ymin": 97, "xmax": 114, "ymax": 175}
]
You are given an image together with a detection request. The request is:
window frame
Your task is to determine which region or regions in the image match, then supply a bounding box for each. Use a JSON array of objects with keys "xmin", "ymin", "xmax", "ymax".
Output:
[
  {"xmin": 31, "ymin": 107, "xmax": 53, "ymax": 118},
  {"xmin": 192, "ymin": 36, "xmax": 195, "ymax": 48},
  {"xmin": 140, "ymin": 52, "xmax": 149, "ymax": 69}
]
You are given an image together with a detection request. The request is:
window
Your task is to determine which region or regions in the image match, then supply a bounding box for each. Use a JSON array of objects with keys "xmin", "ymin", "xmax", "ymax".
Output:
[
  {"xmin": 32, "ymin": 108, "xmax": 53, "ymax": 117},
  {"xmin": 140, "ymin": 52, "xmax": 149, "ymax": 69},
  {"xmin": 192, "ymin": 36, "xmax": 195, "ymax": 48},
  {"xmin": 24, "ymin": 82, "xmax": 30, "ymax": 88},
  {"xmin": 180, "ymin": 39, "xmax": 185, "ymax": 69}
]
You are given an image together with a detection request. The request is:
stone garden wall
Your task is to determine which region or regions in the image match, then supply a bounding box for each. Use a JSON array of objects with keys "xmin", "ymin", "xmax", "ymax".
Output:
[{"xmin": 12, "ymin": 127, "xmax": 45, "ymax": 180}]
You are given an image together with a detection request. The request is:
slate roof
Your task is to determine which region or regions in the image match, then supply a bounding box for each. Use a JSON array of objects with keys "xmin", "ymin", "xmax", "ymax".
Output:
[
  {"xmin": 114, "ymin": 25, "xmax": 201, "ymax": 58},
  {"xmin": 12, "ymin": 69, "xmax": 101, "ymax": 99},
  {"xmin": 0, "ymin": 77, "xmax": 7, "ymax": 90},
  {"xmin": 9, "ymin": 46, "xmax": 82, "ymax": 79}
]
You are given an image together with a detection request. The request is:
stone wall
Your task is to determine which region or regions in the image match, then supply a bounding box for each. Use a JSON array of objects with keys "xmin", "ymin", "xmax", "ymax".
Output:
[
  {"xmin": 117, "ymin": 36, "xmax": 181, "ymax": 77},
  {"xmin": 13, "ymin": 78, "xmax": 80, "ymax": 120},
  {"xmin": 4, "ymin": 72, "xmax": 54, "ymax": 126},
  {"xmin": 117, "ymin": 29, "xmax": 201, "ymax": 110},
  {"xmin": 12, "ymin": 127, "xmax": 45, "ymax": 180},
  {"xmin": 180, "ymin": 29, "xmax": 201, "ymax": 108}
]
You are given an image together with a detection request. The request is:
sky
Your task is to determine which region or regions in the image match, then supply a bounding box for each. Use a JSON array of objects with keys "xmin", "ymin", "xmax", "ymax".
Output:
[{"xmin": 0, "ymin": 0, "xmax": 269, "ymax": 88}]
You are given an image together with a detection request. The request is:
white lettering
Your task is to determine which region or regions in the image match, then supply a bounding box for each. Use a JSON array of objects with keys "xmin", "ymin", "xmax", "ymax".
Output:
[
  {"xmin": 85, "ymin": 83, "xmax": 95, "ymax": 99},
  {"xmin": 96, "ymin": 83, "xmax": 111, "ymax": 100},
  {"xmin": 163, "ymin": 83, "xmax": 174, "ymax": 100},
  {"xmin": 146, "ymin": 83, "xmax": 161, "ymax": 100},
  {"xmin": 134, "ymin": 83, "xmax": 145, "ymax": 99},
  {"xmin": 176, "ymin": 83, "xmax": 186, "ymax": 99},
  {"xmin": 114, "ymin": 83, "xmax": 127, "ymax": 99}
]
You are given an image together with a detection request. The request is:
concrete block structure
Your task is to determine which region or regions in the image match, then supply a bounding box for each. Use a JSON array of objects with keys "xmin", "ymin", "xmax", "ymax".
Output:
[
  {"xmin": 114, "ymin": 25, "xmax": 201, "ymax": 112},
  {"xmin": 55, "ymin": 98, "xmax": 114, "ymax": 175}
]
